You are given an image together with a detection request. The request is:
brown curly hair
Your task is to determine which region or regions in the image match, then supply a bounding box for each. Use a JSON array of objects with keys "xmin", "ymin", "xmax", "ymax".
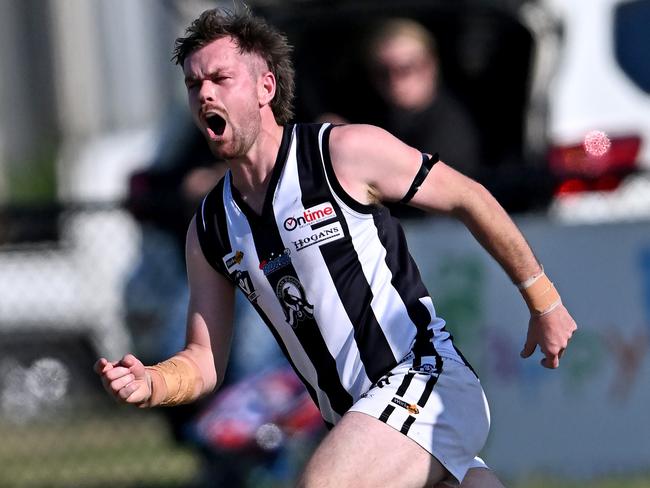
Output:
[{"xmin": 172, "ymin": 8, "xmax": 295, "ymax": 124}]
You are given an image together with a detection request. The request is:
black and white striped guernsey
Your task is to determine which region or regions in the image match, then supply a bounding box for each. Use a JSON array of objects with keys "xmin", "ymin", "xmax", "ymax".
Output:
[{"xmin": 195, "ymin": 123, "xmax": 467, "ymax": 426}]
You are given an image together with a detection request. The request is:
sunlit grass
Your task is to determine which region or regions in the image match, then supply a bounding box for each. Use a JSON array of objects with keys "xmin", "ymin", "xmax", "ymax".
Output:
[
  {"xmin": 511, "ymin": 475, "xmax": 650, "ymax": 488},
  {"xmin": 0, "ymin": 408, "xmax": 648, "ymax": 488},
  {"xmin": 0, "ymin": 410, "xmax": 200, "ymax": 488}
]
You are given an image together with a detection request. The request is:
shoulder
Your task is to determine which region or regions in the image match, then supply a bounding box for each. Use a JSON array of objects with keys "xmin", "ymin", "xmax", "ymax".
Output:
[
  {"xmin": 329, "ymin": 124, "xmax": 420, "ymax": 174},
  {"xmin": 328, "ymin": 124, "xmax": 398, "ymax": 158},
  {"xmin": 327, "ymin": 124, "xmax": 423, "ymax": 204}
]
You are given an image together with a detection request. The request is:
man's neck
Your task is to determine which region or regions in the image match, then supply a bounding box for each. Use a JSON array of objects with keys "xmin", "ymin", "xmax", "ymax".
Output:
[{"xmin": 229, "ymin": 121, "xmax": 285, "ymax": 214}]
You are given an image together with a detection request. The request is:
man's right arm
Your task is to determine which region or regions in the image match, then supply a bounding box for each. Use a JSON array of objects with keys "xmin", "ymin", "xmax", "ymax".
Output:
[
  {"xmin": 181, "ymin": 215, "xmax": 236, "ymax": 394},
  {"xmin": 95, "ymin": 216, "xmax": 236, "ymax": 407}
]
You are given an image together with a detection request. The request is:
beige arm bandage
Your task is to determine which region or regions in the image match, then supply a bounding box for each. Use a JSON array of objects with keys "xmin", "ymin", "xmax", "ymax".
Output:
[
  {"xmin": 145, "ymin": 355, "xmax": 203, "ymax": 407},
  {"xmin": 517, "ymin": 269, "xmax": 562, "ymax": 315}
]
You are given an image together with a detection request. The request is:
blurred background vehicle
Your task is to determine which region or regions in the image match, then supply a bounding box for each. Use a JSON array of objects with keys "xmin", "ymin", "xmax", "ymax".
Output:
[{"xmin": 542, "ymin": 0, "xmax": 650, "ymax": 222}]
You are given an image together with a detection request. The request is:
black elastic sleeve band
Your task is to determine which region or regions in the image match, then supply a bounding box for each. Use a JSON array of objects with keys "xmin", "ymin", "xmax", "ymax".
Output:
[{"xmin": 399, "ymin": 153, "xmax": 439, "ymax": 204}]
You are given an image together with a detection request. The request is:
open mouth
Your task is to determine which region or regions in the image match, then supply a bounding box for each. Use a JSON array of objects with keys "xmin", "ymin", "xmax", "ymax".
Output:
[{"xmin": 206, "ymin": 113, "xmax": 226, "ymax": 137}]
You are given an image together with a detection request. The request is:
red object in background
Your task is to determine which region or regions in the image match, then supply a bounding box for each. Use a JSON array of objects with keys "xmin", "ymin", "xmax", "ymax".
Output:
[
  {"xmin": 549, "ymin": 135, "xmax": 642, "ymax": 195},
  {"xmin": 193, "ymin": 366, "xmax": 323, "ymax": 453}
]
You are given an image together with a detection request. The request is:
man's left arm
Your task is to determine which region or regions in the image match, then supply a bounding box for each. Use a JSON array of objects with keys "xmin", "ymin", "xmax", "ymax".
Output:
[
  {"xmin": 329, "ymin": 124, "xmax": 577, "ymax": 369},
  {"xmin": 410, "ymin": 160, "xmax": 577, "ymax": 369}
]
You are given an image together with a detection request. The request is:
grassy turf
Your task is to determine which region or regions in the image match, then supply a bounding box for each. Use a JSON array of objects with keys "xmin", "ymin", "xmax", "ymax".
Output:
[
  {"xmin": 1, "ymin": 409, "xmax": 648, "ymax": 488},
  {"xmin": 512, "ymin": 477, "xmax": 650, "ymax": 488},
  {"xmin": 0, "ymin": 410, "xmax": 199, "ymax": 488}
]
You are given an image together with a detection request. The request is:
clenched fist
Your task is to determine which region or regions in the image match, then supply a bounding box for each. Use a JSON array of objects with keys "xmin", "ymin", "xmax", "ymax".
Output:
[{"xmin": 94, "ymin": 354, "xmax": 152, "ymax": 407}]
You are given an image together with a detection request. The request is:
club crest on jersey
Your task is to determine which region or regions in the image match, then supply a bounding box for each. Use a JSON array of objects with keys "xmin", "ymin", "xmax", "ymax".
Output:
[
  {"xmin": 276, "ymin": 276, "xmax": 314, "ymax": 328},
  {"xmin": 283, "ymin": 202, "xmax": 336, "ymax": 231},
  {"xmin": 292, "ymin": 222, "xmax": 344, "ymax": 252},
  {"xmin": 234, "ymin": 270, "xmax": 258, "ymax": 303},
  {"xmin": 259, "ymin": 248, "xmax": 291, "ymax": 276},
  {"xmin": 223, "ymin": 250, "xmax": 244, "ymax": 271}
]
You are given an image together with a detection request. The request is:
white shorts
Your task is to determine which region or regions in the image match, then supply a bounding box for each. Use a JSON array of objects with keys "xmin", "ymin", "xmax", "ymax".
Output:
[{"xmin": 348, "ymin": 354, "xmax": 491, "ymax": 483}]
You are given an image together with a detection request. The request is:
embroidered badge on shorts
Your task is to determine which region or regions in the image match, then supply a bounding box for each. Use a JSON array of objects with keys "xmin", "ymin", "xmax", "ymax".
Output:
[
  {"xmin": 391, "ymin": 397, "xmax": 419, "ymax": 415},
  {"xmin": 409, "ymin": 363, "xmax": 439, "ymax": 375}
]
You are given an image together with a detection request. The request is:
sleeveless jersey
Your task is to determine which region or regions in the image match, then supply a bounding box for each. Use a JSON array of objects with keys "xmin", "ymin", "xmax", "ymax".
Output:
[{"xmin": 196, "ymin": 123, "xmax": 467, "ymax": 426}]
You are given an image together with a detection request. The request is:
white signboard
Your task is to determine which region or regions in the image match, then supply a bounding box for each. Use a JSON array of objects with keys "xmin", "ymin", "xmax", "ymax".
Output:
[{"xmin": 404, "ymin": 217, "xmax": 650, "ymax": 479}]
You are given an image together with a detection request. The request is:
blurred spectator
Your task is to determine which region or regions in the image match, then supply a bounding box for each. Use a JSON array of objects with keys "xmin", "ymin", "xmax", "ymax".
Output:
[
  {"xmin": 319, "ymin": 18, "xmax": 483, "ymax": 218},
  {"xmin": 365, "ymin": 18, "xmax": 482, "ymax": 180},
  {"xmin": 318, "ymin": 17, "xmax": 553, "ymax": 215}
]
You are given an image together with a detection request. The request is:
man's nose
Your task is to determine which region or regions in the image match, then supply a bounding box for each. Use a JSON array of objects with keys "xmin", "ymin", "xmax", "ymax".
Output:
[{"xmin": 198, "ymin": 81, "xmax": 216, "ymax": 103}]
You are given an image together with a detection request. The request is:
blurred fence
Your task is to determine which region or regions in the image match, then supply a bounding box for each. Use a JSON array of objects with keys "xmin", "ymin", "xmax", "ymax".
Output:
[
  {"xmin": 0, "ymin": 203, "xmax": 319, "ymax": 488},
  {"xmin": 0, "ymin": 203, "xmax": 192, "ymax": 488}
]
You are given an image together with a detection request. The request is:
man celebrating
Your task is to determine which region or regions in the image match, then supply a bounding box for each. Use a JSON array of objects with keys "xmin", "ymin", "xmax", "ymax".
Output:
[{"xmin": 96, "ymin": 8, "xmax": 576, "ymax": 487}]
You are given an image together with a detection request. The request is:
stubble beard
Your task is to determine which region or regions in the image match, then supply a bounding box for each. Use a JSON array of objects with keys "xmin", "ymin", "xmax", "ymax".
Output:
[{"xmin": 208, "ymin": 110, "xmax": 261, "ymax": 161}]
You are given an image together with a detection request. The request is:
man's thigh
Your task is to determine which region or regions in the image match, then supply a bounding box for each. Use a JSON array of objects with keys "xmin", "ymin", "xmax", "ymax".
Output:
[{"xmin": 296, "ymin": 411, "xmax": 448, "ymax": 488}]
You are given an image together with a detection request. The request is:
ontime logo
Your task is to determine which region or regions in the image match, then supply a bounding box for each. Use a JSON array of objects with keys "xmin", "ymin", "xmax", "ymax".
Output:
[{"xmin": 284, "ymin": 202, "xmax": 336, "ymax": 231}]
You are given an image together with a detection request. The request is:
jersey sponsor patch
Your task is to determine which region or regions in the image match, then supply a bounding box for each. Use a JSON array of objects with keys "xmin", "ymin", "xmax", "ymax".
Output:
[
  {"xmin": 276, "ymin": 276, "xmax": 314, "ymax": 328},
  {"xmin": 223, "ymin": 250, "xmax": 244, "ymax": 271},
  {"xmin": 259, "ymin": 249, "xmax": 291, "ymax": 276},
  {"xmin": 283, "ymin": 202, "xmax": 336, "ymax": 231},
  {"xmin": 291, "ymin": 221, "xmax": 344, "ymax": 252}
]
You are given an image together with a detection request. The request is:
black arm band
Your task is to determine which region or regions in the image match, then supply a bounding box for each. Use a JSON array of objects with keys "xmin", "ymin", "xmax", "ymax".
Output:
[{"xmin": 399, "ymin": 153, "xmax": 439, "ymax": 204}]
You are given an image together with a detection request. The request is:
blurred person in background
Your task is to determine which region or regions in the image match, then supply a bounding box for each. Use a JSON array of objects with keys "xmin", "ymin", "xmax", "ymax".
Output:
[
  {"xmin": 96, "ymin": 7, "xmax": 577, "ymax": 488},
  {"xmin": 365, "ymin": 18, "xmax": 481, "ymax": 180},
  {"xmin": 321, "ymin": 18, "xmax": 482, "ymax": 219},
  {"xmin": 318, "ymin": 15, "xmax": 554, "ymax": 216}
]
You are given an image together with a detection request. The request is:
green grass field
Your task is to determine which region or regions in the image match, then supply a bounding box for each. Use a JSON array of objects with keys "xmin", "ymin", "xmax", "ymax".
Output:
[
  {"xmin": 512, "ymin": 477, "xmax": 650, "ymax": 488},
  {"xmin": 0, "ymin": 410, "xmax": 199, "ymax": 488},
  {"xmin": 0, "ymin": 408, "xmax": 648, "ymax": 488}
]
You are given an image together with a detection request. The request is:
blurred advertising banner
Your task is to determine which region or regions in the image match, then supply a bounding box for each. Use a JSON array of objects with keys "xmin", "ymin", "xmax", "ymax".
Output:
[{"xmin": 404, "ymin": 216, "xmax": 650, "ymax": 480}]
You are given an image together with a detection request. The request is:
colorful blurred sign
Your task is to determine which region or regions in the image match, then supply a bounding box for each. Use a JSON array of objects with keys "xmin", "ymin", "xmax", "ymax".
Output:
[{"xmin": 405, "ymin": 217, "xmax": 650, "ymax": 479}]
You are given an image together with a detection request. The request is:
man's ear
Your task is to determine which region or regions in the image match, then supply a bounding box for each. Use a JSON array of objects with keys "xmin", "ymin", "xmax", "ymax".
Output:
[{"xmin": 258, "ymin": 71, "xmax": 276, "ymax": 107}]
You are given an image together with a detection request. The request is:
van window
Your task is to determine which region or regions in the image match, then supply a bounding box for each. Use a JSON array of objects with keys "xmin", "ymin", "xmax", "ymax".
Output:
[{"xmin": 614, "ymin": 0, "xmax": 650, "ymax": 93}]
